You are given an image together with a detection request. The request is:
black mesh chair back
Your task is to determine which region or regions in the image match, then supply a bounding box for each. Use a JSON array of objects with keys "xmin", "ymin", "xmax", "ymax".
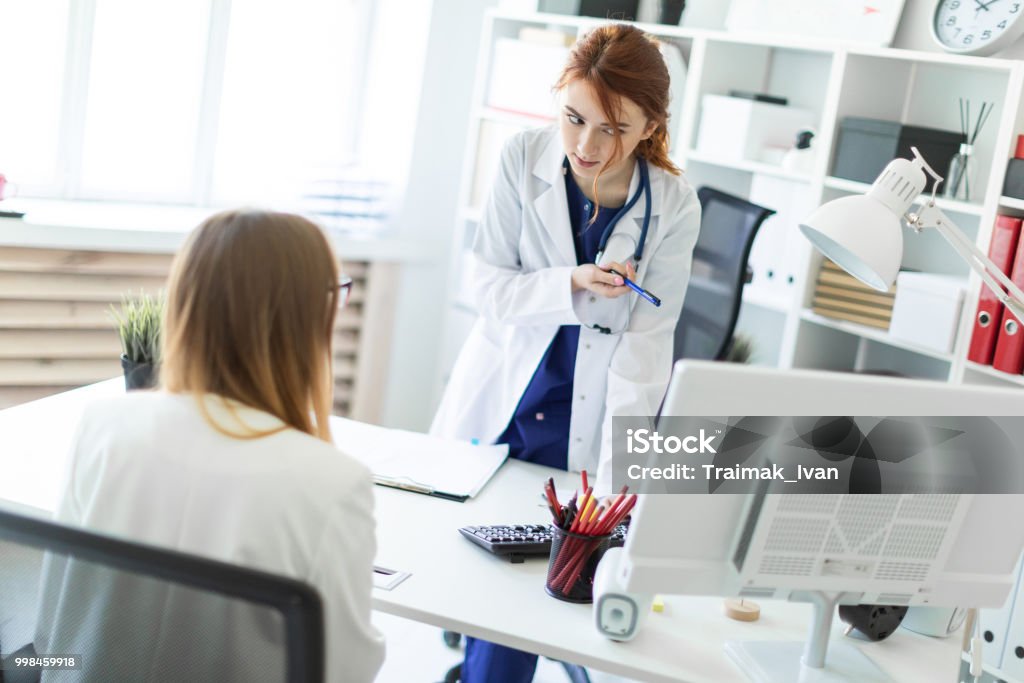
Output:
[
  {"xmin": 0, "ymin": 508, "xmax": 323, "ymax": 683},
  {"xmin": 673, "ymin": 187, "xmax": 775, "ymax": 361}
]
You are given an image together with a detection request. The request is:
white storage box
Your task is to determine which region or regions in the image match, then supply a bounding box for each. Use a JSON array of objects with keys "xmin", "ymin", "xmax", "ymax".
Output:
[
  {"xmin": 487, "ymin": 38, "xmax": 569, "ymax": 119},
  {"xmin": 888, "ymin": 272, "xmax": 967, "ymax": 354},
  {"xmin": 695, "ymin": 94, "xmax": 814, "ymax": 163}
]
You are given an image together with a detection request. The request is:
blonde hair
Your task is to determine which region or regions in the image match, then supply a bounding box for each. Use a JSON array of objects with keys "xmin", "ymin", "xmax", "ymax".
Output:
[{"xmin": 161, "ymin": 209, "xmax": 339, "ymax": 442}]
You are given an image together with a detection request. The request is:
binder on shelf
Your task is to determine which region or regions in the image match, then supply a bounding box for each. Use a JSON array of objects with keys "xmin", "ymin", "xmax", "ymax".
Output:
[
  {"xmin": 747, "ymin": 174, "xmax": 814, "ymax": 304},
  {"xmin": 968, "ymin": 215, "xmax": 1023, "ymax": 366},
  {"xmin": 992, "ymin": 224, "xmax": 1024, "ymax": 374},
  {"xmin": 329, "ymin": 416, "xmax": 508, "ymax": 502}
]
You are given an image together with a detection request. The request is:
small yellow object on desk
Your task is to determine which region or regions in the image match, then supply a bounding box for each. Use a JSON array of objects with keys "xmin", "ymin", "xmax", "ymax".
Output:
[
  {"xmin": 652, "ymin": 596, "xmax": 665, "ymax": 613},
  {"xmin": 724, "ymin": 598, "xmax": 760, "ymax": 622}
]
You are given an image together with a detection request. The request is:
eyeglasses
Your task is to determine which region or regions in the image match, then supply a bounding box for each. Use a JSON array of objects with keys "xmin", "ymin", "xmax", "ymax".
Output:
[{"xmin": 336, "ymin": 275, "xmax": 353, "ymax": 308}]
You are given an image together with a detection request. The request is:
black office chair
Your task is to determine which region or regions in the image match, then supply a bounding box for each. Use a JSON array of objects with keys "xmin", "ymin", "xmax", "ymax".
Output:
[
  {"xmin": 0, "ymin": 509, "xmax": 323, "ymax": 683},
  {"xmin": 673, "ymin": 186, "xmax": 775, "ymax": 362}
]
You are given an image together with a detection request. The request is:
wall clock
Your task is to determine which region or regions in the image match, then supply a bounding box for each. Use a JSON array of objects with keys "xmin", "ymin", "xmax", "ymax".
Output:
[{"xmin": 932, "ymin": 0, "xmax": 1024, "ymax": 55}]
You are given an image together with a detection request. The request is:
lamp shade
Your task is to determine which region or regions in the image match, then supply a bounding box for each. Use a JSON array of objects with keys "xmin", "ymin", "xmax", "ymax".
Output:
[
  {"xmin": 800, "ymin": 194, "xmax": 904, "ymax": 292},
  {"xmin": 800, "ymin": 155, "xmax": 932, "ymax": 292}
]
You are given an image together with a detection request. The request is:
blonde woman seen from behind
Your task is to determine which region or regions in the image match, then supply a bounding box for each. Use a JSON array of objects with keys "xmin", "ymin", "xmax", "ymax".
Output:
[{"xmin": 35, "ymin": 210, "xmax": 384, "ymax": 682}]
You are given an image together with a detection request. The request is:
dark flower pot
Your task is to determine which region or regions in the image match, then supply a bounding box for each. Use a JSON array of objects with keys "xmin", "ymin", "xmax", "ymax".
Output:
[{"xmin": 121, "ymin": 355, "xmax": 158, "ymax": 391}]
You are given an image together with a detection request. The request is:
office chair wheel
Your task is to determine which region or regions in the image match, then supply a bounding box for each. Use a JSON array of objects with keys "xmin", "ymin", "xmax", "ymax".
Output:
[
  {"xmin": 442, "ymin": 663, "xmax": 461, "ymax": 683},
  {"xmin": 442, "ymin": 630, "xmax": 462, "ymax": 649}
]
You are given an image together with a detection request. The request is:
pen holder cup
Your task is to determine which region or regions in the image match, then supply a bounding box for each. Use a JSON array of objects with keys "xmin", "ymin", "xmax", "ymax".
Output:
[{"xmin": 545, "ymin": 527, "xmax": 612, "ymax": 604}]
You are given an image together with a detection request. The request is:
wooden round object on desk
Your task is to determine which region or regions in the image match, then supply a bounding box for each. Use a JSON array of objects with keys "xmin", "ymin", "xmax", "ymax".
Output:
[{"xmin": 724, "ymin": 598, "xmax": 761, "ymax": 622}]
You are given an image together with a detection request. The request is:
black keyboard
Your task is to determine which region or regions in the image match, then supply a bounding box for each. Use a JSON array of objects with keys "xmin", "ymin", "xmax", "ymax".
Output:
[{"xmin": 459, "ymin": 523, "xmax": 628, "ymax": 563}]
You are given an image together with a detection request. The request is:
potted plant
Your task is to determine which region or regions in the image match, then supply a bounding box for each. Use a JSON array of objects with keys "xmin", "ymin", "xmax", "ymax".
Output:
[
  {"xmin": 111, "ymin": 292, "xmax": 163, "ymax": 390},
  {"xmin": 724, "ymin": 333, "xmax": 756, "ymax": 364}
]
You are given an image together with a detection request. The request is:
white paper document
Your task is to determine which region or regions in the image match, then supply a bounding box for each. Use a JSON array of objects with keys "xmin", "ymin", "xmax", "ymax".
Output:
[{"xmin": 329, "ymin": 416, "xmax": 508, "ymax": 501}]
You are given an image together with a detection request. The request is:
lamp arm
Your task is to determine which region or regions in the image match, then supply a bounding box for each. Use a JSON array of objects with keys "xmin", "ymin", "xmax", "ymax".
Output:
[{"xmin": 915, "ymin": 203, "xmax": 1024, "ymax": 320}]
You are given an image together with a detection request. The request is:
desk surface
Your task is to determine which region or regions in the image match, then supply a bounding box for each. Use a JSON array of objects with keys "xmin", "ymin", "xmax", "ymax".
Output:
[{"xmin": 0, "ymin": 383, "xmax": 963, "ymax": 683}]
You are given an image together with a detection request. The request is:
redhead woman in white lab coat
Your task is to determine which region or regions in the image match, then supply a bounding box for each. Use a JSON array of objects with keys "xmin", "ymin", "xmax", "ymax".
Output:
[
  {"xmin": 431, "ymin": 23, "xmax": 701, "ymax": 683},
  {"xmin": 35, "ymin": 211, "xmax": 384, "ymax": 683}
]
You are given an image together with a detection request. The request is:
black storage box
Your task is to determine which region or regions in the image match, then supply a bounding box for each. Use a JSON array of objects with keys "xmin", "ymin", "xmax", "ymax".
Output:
[
  {"xmin": 833, "ymin": 118, "xmax": 966, "ymax": 193},
  {"xmin": 538, "ymin": 0, "xmax": 640, "ymax": 18},
  {"xmin": 1003, "ymin": 158, "xmax": 1024, "ymax": 200}
]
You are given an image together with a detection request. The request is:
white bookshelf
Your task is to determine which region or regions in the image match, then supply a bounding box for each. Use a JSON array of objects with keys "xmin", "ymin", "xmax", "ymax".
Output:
[
  {"xmin": 1001, "ymin": 195, "xmax": 1024, "ymax": 212},
  {"xmin": 476, "ymin": 106, "xmax": 553, "ymax": 129},
  {"xmin": 436, "ymin": 8, "xmax": 1024, "ymax": 396},
  {"xmin": 965, "ymin": 360, "xmax": 1024, "ymax": 388},
  {"xmin": 822, "ymin": 176, "xmax": 986, "ymax": 217},
  {"xmin": 685, "ymin": 150, "xmax": 814, "ymax": 184},
  {"xmin": 800, "ymin": 309, "xmax": 956, "ymax": 363}
]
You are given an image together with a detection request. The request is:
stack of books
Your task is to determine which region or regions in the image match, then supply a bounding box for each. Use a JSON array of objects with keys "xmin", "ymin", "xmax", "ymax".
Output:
[{"xmin": 811, "ymin": 259, "xmax": 896, "ymax": 329}]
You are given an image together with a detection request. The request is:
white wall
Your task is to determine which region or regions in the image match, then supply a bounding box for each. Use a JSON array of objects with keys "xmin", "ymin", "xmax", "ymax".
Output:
[{"xmin": 379, "ymin": 0, "xmax": 499, "ymax": 430}]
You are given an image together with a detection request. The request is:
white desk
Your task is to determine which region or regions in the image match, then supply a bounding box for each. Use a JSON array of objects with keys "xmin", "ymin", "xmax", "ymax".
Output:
[{"xmin": 0, "ymin": 383, "xmax": 963, "ymax": 682}]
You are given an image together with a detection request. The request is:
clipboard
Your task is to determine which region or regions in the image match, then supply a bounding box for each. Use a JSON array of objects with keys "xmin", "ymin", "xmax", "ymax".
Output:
[{"xmin": 329, "ymin": 416, "xmax": 508, "ymax": 502}]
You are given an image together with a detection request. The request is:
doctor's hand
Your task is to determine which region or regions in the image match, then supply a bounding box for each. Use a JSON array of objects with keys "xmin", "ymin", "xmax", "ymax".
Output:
[{"xmin": 571, "ymin": 261, "xmax": 636, "ymax": 298}]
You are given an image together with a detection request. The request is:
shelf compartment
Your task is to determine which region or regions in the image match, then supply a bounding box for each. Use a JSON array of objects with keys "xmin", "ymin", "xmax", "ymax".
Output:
[
  {"xmin": 735, "ymin": 302, "xmax": 786, "ymax": 367},
  {"xmin": 686, "ymin": 150, "xmax": 813, "ymax": 183},
  {"xmin": 742, "ymin": 287, "xmax": 790, "ymax": 314},
  {"xmin": 964, "ymin": 360, "xmax": 1024, "ymax": 388},
  {"xmin": 823, "ymin": 176, "xmax": 985, "ymax": 216},
  {"xmin": 800, "ymin": 309, "xmax": 954, "ymax": 362},
  {"xmin": 999, "ymin": 195, "xmax": 1024, "ymax": 212},
  {"xmin": 832, "ymin": 55, "xmax": 1010, "ymax": 209}
]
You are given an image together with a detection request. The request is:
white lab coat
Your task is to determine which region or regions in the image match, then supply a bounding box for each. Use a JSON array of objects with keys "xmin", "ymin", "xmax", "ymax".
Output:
[
  {"xmin": 432, "ymin": 126, "xmax": 701, "ymax": 493},
  {"xmin": 35, "ymin": 391, "xmax": 384, "ymax": 683}
]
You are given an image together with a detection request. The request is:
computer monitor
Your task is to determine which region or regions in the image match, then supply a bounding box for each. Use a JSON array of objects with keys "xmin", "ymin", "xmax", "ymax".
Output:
[{"xmin": 619, "ymin": 361, "xmax": 1024, "ymax": 683}]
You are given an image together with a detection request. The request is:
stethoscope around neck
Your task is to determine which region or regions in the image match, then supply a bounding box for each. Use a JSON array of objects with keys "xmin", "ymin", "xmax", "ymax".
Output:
[
  {"xmin": 563, "ymin": 155, "xmax": 652, "ymax": 265},
  {"xmin": 564, "ymin": 155, "xmax": 654, "ymax": 335}
]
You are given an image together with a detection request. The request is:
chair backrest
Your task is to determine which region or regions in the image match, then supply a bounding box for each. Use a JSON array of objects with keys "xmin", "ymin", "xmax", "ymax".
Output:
[
  {"xmin": 673, "ymin": 186, "xmax": 775, "ymax": 362},
  {"xmin": 0, "ymin": 508, "xmax": 323, "ymax": 683}
]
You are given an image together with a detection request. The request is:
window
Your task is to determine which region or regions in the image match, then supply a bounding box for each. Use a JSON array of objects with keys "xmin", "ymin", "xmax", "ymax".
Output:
[
  {"xmin": 79, "ymin": 0, "xmax": 211, "ymax": 201},
  {"xmin": 0, "ymin": 1, "xmax": 70, "ymax": 193},
  {"xmin": 0, "ymin": 0, "xmax": 370, "ymax": 208}
]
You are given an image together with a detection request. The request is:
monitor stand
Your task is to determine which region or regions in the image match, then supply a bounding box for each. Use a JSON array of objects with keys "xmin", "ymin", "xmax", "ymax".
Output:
[{"xmin": 724, "ymin": 591, "xmax": 896, "ymax": 683}]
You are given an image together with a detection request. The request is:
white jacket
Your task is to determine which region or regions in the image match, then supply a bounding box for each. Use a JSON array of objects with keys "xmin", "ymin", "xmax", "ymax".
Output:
[
  {"xmin": 35, "ymin": 391, "xmax": 384, "ymax": 683},
  {"xmin": 432, "ymin": 126, "xmax": 701, "ymax": 493}
]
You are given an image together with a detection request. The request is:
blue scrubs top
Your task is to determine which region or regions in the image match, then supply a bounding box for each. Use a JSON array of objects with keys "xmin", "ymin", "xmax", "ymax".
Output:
[{"xmin": 494, "ymin": 164, "xmax": 617, "ymax": 470}]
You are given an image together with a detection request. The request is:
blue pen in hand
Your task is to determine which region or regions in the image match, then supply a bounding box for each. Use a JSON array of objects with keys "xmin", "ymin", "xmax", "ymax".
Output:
[{"xmin": 609, "ymin": 268, "xmax": 661, "ymax": 307}]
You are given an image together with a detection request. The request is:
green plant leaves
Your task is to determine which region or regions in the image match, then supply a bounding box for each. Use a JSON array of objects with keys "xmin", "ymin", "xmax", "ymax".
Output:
[{"xmin": 110, "ymin": 291, "xmax": 164, "ymax": 364}]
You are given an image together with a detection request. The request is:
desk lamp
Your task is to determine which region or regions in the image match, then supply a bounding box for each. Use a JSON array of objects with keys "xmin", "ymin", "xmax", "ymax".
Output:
[{"xmin": 800, "ymin": 147, "xmax": 1024, "ymax": 322}]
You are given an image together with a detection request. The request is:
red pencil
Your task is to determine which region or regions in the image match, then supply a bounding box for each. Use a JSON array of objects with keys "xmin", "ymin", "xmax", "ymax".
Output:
[
  {"xmin": 596, "ymin": 486, "xmax": 629, "ymax": 535},
  {"xmin": 548, "ymin": 477, "xmax": 560, "ymax": 508},
  {"xmin": 544, "ymin": 480, "xmax": 562, "ymax": 525}
]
